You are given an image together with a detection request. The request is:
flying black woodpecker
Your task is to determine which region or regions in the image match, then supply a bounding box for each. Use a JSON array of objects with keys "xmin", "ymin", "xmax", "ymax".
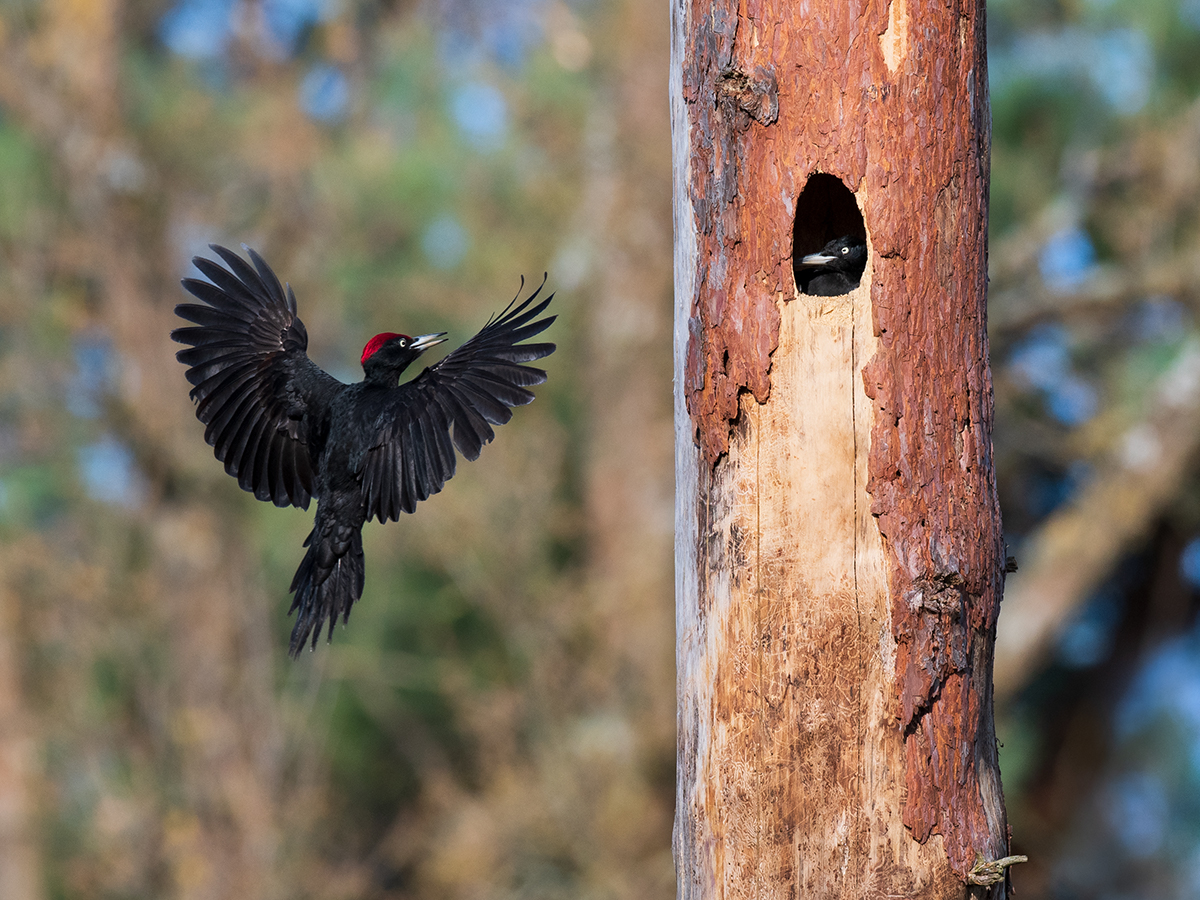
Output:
[{"xmin": 172, "ymin": 245, "xmax": 555, "ymax": 655}]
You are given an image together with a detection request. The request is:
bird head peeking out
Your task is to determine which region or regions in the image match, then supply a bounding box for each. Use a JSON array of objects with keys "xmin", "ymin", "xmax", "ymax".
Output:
[
  {"xmin": 360, "ymin": 331, "xmax": 448, "ymax": 384},
  {"xmin": 795, "ymin": 235, "xmax": 868, "ymax": 296}
]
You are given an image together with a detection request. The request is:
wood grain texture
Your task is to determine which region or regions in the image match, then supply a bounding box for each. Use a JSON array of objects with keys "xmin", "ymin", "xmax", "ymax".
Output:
[{"xmin": 673, "ymin": 0, "xmax": 1009, "ymax": 894}]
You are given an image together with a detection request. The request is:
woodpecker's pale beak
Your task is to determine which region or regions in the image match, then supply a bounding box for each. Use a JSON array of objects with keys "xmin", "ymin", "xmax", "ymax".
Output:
[
  {"xmin": 798, "ymin": 251, "xmax": 837, "ymax": 268},
  {"xmin": 411, "ymin": 332, "xmax": 449, "ymax": 352}
]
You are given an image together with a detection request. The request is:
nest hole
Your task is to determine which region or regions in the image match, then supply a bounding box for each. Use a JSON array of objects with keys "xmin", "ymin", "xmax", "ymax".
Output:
[{"xmin": 793, "ymin": 173, "xmax": 868, "ymax": 297}]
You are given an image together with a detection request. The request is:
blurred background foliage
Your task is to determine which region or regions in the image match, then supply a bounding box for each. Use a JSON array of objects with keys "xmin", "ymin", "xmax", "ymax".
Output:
[
  {"xmin": 2, "ymin": 0, "xmax": 1200, "ymax": 897},
  {"xmin": 988, "ymin": 2, "xmax": 1200, "ymax": 897},
  {"xmin": 0, "ymin": 0, "xmax": 673, "ymax": 897}
]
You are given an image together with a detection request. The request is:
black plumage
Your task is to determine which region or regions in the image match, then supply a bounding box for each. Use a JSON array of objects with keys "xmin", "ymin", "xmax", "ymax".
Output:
[
  {"xmin": 172, "ymin": 245, "xmax": 555, "ymax": 655},
  {"xmin": 795, "ymin": 235, "xmax": 868, "ymax": 296}
]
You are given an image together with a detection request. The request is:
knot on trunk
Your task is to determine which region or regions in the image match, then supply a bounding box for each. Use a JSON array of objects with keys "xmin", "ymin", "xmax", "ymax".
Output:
[{"xmin": 717, "ymin": 66, "xmax": 779, "ymax": 126}]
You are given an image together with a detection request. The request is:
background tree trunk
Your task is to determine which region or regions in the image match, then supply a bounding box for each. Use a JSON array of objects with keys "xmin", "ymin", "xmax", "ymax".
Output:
[{"xmin": 671, "ymin": 1, "xmax": 1010, "ymax": 896}]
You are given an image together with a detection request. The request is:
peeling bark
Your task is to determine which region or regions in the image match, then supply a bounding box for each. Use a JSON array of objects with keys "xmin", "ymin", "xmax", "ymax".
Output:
[{"xmin": 674, "ymin": 0, "xmax": 1009, "ymax": 895}]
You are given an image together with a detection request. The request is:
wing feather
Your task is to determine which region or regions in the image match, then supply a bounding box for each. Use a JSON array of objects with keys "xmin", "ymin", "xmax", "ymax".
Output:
[
  {"xmin": 255, "ymin": 420, "xmax": 282, "ymax": 504},
  {"xmin": 177, "ymin": 282, "xmax": 257, "ymax": 320},
  {"xmin": 454, "ymin": 379, "xmax": 515, "ymax": 426},
  {"xmin": 191, "ymin": 257, "xmax": 259, "ymax": 306},
  {"xmin": 234, "ymin": 412, "xmax": 270, "ymax": 497},
  {"xmin": 279, "ymin": 438, "xmax": 304, "ymax": 507},
  {"xmin": 414, "ymin": 413, "xmax": 440, "ymax": 496},
  {"xmin": 172, "ymin": 244, "xmax": 342, "ymax": 509},
  {"xmin": 399, "ymin": 427, "xmax": 417, "ymax": 514},
  {"xmin": 442, "ymin": 390, "xmax": 492, "ymax": 460},
  {"xmin": 461, "ymin": 372, "xmax": 534, "ymax": 411}
]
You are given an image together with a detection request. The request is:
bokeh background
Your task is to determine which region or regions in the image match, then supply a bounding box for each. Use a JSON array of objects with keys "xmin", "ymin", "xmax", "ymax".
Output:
[{"xmin": 1, "ymin": 0, "xmax": 1199, "ymax": 897}]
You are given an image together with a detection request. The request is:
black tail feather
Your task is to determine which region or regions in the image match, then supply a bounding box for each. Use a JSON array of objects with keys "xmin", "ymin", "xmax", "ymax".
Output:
[{"xmin": 287, "ymin": 526, "xmax": 365, "ymax": 657}]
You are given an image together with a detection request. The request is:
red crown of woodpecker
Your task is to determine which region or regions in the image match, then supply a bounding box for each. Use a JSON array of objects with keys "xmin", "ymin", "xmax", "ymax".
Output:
[{"xmin": 360, "ymin": 332, "xmax": 407, "ymax": 365}]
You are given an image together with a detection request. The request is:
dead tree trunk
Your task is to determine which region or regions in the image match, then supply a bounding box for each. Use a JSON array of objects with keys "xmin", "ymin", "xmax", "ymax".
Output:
[{"xmin": 671, "ymin": 1, "xmax": 1011, "ymax": 897}]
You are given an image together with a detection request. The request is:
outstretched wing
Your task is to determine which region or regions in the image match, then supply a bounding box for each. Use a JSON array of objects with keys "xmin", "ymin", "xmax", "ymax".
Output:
[
  {"xmin": 360, "ymin": 278, "xmax": 556, "ymax": 523},
  {"xmin": 172, "ymin": 244, "xmax": 343, "ymax": 509}
]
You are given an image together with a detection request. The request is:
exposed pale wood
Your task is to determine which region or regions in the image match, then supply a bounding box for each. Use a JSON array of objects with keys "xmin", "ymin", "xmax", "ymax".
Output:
[{"xmin": 675, "ymin": 235, "xmax": 962, "ymax": 897}]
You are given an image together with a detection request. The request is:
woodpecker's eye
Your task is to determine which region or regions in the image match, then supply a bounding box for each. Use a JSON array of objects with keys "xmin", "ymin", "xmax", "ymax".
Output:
[
  {"xmin": 842, "ymin": 247, "xmax": 849, "ymax": 255},
  {"xmin": 397, "ymin": 337, "xmax": 409, "ymax": 347}
]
